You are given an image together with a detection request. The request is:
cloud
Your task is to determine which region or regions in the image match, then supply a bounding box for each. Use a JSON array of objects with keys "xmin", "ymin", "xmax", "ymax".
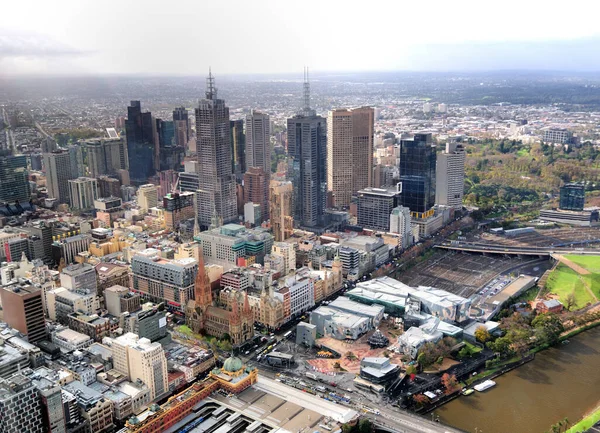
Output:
[{"xmin": 0, "ymin": 31, "xmax": 88, "ymax": 58}]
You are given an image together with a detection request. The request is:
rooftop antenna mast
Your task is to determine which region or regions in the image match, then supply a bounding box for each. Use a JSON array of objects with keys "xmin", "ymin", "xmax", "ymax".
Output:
[
  {"xmin": 206, "ymin": 67, "xmax": 217, "ymax": 100},
  {"xmin": 303, "ymin": 67, "xmax": 311, "ymax": 110}
]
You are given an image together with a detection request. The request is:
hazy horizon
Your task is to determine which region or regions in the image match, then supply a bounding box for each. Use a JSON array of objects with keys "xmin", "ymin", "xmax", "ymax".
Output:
[{"xmin": 2, "ymin": 0, "xmax": 600, "ymax": 77}]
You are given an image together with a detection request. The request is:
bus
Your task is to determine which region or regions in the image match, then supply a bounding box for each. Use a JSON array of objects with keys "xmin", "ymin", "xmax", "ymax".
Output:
[{"xmin": 283, "ymin": 330, "xmax": 292, "ymax": 339}]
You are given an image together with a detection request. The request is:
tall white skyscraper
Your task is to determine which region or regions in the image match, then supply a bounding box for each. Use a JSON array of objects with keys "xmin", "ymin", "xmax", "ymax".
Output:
[
  {"xmin": 68, "ymin": 177, "xmax": 98, "ymax": 211},
  {"xmin": 390, "ymin": 205, "xmax": 412, "ymax": 249},
  {"xmin": 195, "ymin": 71, "xmax": 237, "ymax": 227},
  {"xmin": 435, "ymin": 141, "xmax": 466, "ymax": 209}
]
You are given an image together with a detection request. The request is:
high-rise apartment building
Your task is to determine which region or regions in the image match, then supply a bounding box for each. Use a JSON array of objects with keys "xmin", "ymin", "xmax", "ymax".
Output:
[
  {"xmin": 230, "ymin": 119, "xmax": 246, "ymax": 181},
  {"xmin": 0, "ymin": 374, "xmax": 44, "ymax": 433},
  {"xmin": 111, "ymin": 333, "xmax": 168, "ymax": 401},
  {"xmin": 68, "ymin": 177, "xmax": 98, "ymax": 211},
  {"xmin": 195, "ymin": 71, "xmax": 237, "ymax": 228},
  {"xmin": 269, "ymin": 180, "xmax": 294, "ymax": 242},
  {"xmin": 173, "ymin": 107, "xmax": 190, "ymax": 148},
  {"xmin": 0, "ymin": 152, "xmax": 31, "ymax": 204},
  {"xmin": 0, "ymin": 284, "xmax": 46, "ymax": 343},
  {"xmin": 137, "ymin": 184, "xmax": 159, "ymax": 212},
  {"xmin": 126, "ymin": 101, "xmax": 156, "ymax": 184},
  {"xmin": 246, "ymin": 111, "xmax": 271, "ymax": 217},
  {"xmin": 327, "ymin": 107, "xmax": 374, "ymax": 208},
  {"xmin": 243, "ymin": 167, "xmax": 267, "ymax": 221},
  {"xmin": 390, "ymin": 206, "xmax": 412, "ymax": 249},
  {"xmin": 356, "ymin": 187, "xmax": 401, "ymax": 232},
  {"xmin": 287, "ymin": 70, "xmax": 327, "ymax": 228},
  {"xmin": 43, "ymin": 151, "xmax": 75, "ymax": 205},
  {"xmin": 399, "ymin": 133, "xmax": 436, "ymax": 217},
  {"xmin": 97, "ymin": 176, "xmax": 122, "ymax": 198},
  {"xmin": 130, "ymin": 249, "xmax": 198, "ymax": 311},
  {"xmin": 435, "ymin": 141, "xmax": 466, "ymax": 209}
]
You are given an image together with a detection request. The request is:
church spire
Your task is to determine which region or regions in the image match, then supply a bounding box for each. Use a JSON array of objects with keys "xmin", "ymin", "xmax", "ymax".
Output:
[
  {"xmin": 194, "ymin": 246, "xmax": 212, "ymax": 307},
  {"xmin": 231, "ymin": 297, "xmax": 240, "ymax": 324},
  {"xmin": 243, "ymin": 291, "xmax": 251, "ymax": 315}
]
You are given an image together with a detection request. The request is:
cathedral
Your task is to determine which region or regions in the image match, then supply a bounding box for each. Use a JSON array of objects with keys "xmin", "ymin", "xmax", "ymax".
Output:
[{"xmin": 186, "ymin": 253, "xmax": 253, "ymax": 345}]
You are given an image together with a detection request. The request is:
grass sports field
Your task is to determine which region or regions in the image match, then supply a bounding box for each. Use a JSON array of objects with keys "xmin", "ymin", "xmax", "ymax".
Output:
[{"xmin": 545, "ymin": 263, "xmax": 596, "ymax": 309}]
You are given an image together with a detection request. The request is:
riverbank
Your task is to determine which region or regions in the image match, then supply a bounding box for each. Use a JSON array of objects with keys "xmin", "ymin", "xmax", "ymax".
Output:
[
  {"xmin": 566, "ymin": 404, "xmax": 600, "ymax": 433},
  {"xmin": 437, "ymin": 326, "xmax": 600, "ymax": 433}
]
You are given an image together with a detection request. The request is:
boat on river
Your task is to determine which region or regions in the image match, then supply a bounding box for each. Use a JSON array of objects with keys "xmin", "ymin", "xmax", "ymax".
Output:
[
  {"xmin": 462, "ymin": 388, "xmax": 474, "ymax": 396},
  {"xmin": 474, "ymin": 380, "xmax": 496, "ymax": 392}
]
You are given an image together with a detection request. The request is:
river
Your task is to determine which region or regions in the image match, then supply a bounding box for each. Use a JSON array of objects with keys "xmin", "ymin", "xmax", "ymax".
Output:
[{"xmin": 437, "ymin": 326, "xmax": 600, "ymax": 433}]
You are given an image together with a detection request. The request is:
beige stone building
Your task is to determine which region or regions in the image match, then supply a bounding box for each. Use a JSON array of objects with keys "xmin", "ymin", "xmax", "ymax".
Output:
[{"xmin": 327, "ymin": 107, "xmax": 374, "ymax": 208}]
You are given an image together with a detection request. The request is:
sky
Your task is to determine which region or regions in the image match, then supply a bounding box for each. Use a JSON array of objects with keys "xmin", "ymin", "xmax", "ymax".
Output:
[{"xmin": 1, "ymin": 0, "xmax": 600, "ymax": 76}]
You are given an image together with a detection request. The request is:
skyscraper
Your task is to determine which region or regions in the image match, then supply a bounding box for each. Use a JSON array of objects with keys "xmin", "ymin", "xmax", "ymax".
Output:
[
  {"xmin": 0, "ymin": 374, "xmax": 44, "ymax": 433},
  {"xmin": 173, "ymin": 106, "xmax": 190, "ymax": 148},
  {"xmin": 68, "ymin": 177, "xmax": 98, "ymax": 211},
  {"xmin": 287, "ymin": 69, "xmax": 327, "ymax": 228},
  {"xmin": 399, "ymin": 133, "xmax": 436, "ymax": 216},
  {"xmin": 270, "ymin": 180, "xmax": 294, "ymax": 242},
  {"xmin": 43, "ymin": 150, "xmax": 75, "ymax": 205},
  {"xmin": 125, "ymin": 101, "xmax": 156, "ymax": 185},
  {"xmin": 0, "ymin": 152, "xmax": 31, "ymax": 204},
  {"xmin": 243, "ymin": 167, "xmax": 267, "ymax": 220},
  {"xmin": 435, "ymin": 141, "xmax": 466, "ymax": 209},
  {"xmin": 83, "ymin": 138, "xmax": 128, "ymax": 179},
  {"xmin": 327, "ymin": 107, "xmax": 374, "ymax": 209},
  {"xmin": 0, "ymin": 284, "xmax": 46, "ymax": 343},
  {"xmin": 246, "ymin": 111, "xmax": 271, "ymax": 217},
  {"xmin": 156, "ymin": 119, "xmax": 183, "ymax": 172},
  {"xmin": 230, "ymin": 119, "xmax": 246, "ymax": 181},
  {"xmin": 195, "ymin": 71, "xmax": 237, "ymax": 228}
]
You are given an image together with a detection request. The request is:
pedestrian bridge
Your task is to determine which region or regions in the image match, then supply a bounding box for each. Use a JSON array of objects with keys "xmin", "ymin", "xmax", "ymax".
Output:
[{"xmin": 436, "ymin": 242, "xmax": 600, "ymax": 257}]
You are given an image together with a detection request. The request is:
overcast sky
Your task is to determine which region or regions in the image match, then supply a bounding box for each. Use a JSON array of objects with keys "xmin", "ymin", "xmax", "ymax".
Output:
[{"xmin": 2, "ymin": 0, "xmax": 600, "ymax": 76}]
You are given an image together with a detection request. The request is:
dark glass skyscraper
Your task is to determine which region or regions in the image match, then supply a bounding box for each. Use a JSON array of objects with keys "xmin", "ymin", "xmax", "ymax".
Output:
[
  {"xmin": 399, "ymin": 133, "xmax": 436, "ymax": 216},
  {"xmin": 173, "ymin": 106, "xmax": 190, "ymax": 147},
  {"xmin": 559, "ymin": 183, "xmax": 585, "ymax": 211},
  {"xmin": 125, "ymin": 101, "xmax": 156, "ymax": 184},
  {"xmin": 0, "ymin": 151, "xmax": 31, "ymax": 204},
  {"xmin": 156, "ymin": 119, "xmax": 183, "ymax": 171},
  {"xmin": 230, "ymin": 119, "xmax": 246, "ymax": 181},
  {"xmin": 286, "ymin": 70, "xmax": 327, "ymax": 228}
]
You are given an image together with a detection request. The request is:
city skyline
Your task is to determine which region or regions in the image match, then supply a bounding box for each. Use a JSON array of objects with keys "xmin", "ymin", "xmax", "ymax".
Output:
[{"xmin": 2, "ymin": 0, "xmax": 600, "ymax": 76}]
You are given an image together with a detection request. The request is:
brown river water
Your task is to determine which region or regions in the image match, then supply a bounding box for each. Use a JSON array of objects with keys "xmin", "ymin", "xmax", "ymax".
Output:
[{"xmin": 437, "ymin": 326, "xmax": 600, "ymax": 433}]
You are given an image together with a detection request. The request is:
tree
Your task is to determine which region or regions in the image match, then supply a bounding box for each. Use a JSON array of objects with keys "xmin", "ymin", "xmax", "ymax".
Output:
[
  {"xmin": 358, "ymin": 418, "xmax": 373, "ymax": 433},
  {"xmin": 487, "ymin": 336, "xmax": 512, "ymax": 357},
  {"xmin": 474, "ymin": 326, "xmax": 491, "ymax": 344},
  {"xmin": 221, "ymin": 333, "xmax": 231, "ymax": 342},
  {"xmin": 405, "ymin": 365, "xmax": 417, "ymax": 375},
  {"xmin": 565, "ymin": 291, "xmax": 577, "ymax": 311},
  {"xmin": 412, "ymin": 394, "xmax": 429, "ymax": 407},
  {"xmin": 441, "ymin": 373, "xmax": 459, "ymax": 395},
  {"xmin": 457, "ymin": 346, "xmax": 474, "ymax": 359},
  {"xmin": 333, "ymin": 361, "xmax": 341, "ymax": 369},
  {"xmin": 345, "ymin": 351, "xmax": 357, "ymax": 361},
  {"xmin": 532, "ymin": 313, "xmax": 564, "ymax": 346}
]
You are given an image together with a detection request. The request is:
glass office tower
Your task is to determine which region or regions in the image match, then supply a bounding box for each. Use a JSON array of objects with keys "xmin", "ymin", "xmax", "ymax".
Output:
[{"xmin": 399, "ymin": 133, "xmax": 436, "ymax": 216}]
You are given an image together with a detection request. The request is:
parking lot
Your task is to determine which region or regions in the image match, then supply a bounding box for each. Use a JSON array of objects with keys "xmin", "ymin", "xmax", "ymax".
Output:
[{"xmin": 398, "ymin": 250, "xmax": 531, "ymax": 298}]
